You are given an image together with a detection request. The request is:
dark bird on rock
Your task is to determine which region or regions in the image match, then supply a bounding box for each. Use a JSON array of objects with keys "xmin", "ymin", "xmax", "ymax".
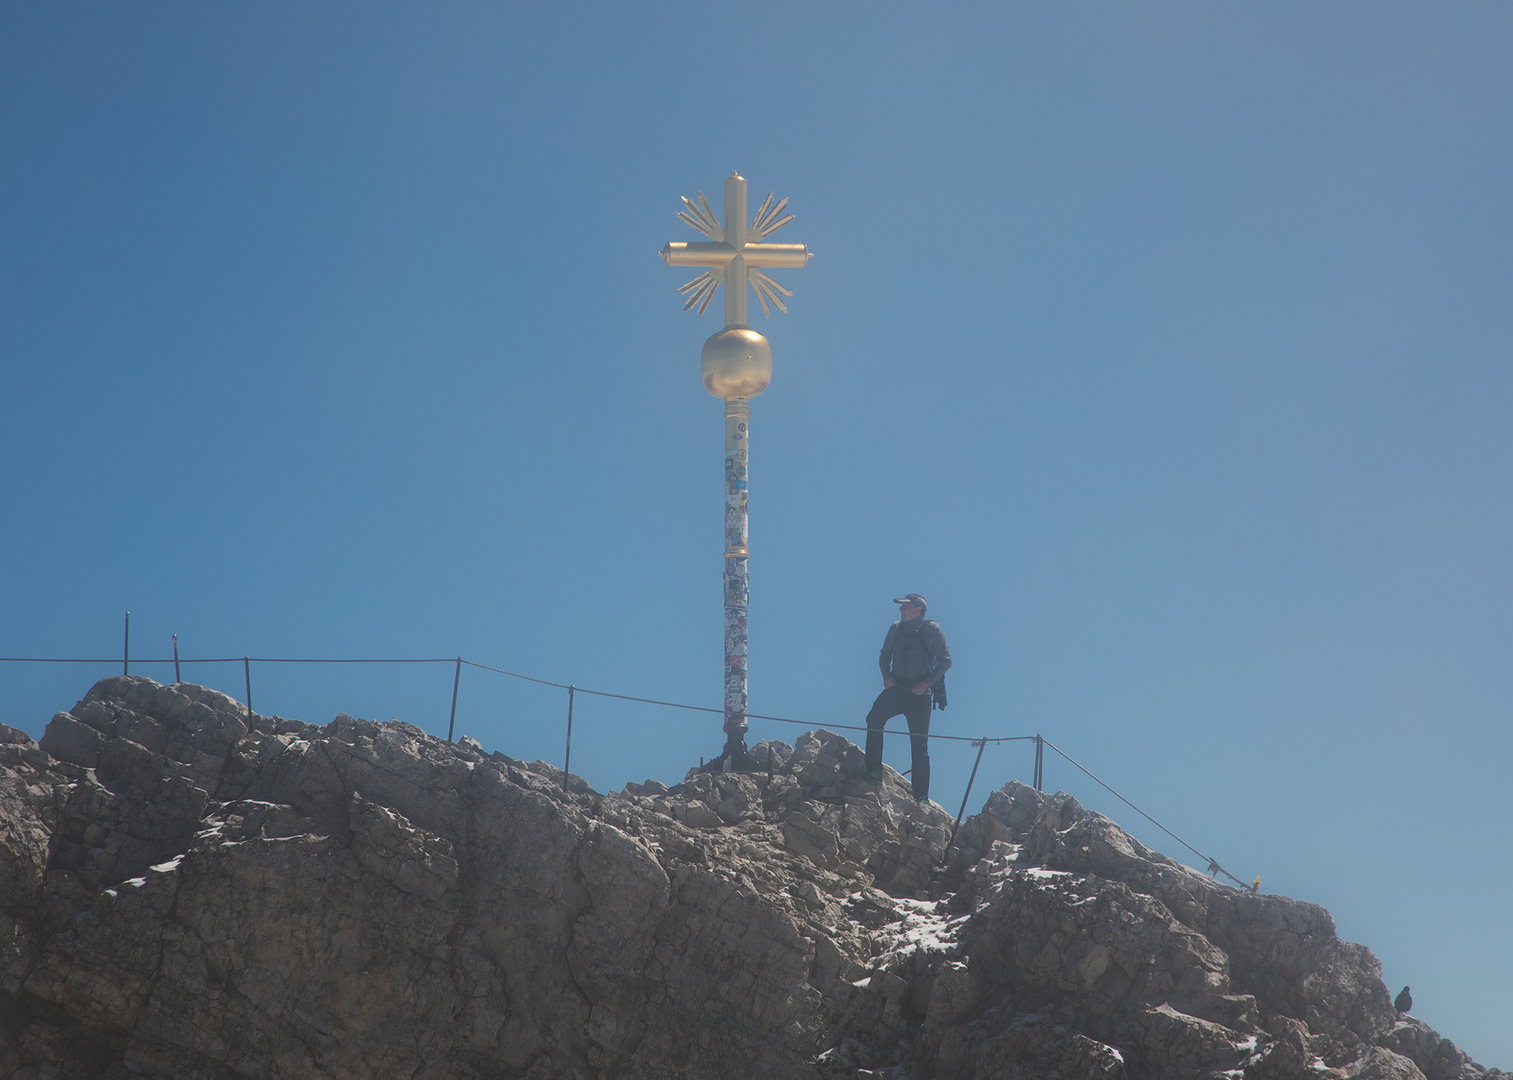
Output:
[{"xmin": 1395, "ymin": 986, "xmax": 1413, "ymax": 1014}]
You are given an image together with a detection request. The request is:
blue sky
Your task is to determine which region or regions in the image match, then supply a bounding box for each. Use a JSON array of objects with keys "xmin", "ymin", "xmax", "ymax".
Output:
[{"xmin": 3, "ymin": 1, "xmax": 1509, "ymax": 1066}]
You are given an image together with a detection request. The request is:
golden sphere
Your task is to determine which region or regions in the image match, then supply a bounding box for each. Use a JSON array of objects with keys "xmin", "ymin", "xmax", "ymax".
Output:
[{"xmin": 701, "ymin": 329, "xmax": 772, "ymax": 399}]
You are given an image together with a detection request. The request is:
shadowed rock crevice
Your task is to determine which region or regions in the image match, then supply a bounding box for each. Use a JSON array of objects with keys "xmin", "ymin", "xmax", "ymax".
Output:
[{"xmin": 1, "ymin": 677, "xmax": 1505, "ymax": 1080}]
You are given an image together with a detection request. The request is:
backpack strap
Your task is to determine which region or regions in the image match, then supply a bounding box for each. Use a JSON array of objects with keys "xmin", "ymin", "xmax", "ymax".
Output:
[
  {"xmin": 920, "ymin": 621, "xmax": 940, "ymax": 669},
  {"xmin": 923, "ymin": 621, "xmax": 948, "ymax": 711}
]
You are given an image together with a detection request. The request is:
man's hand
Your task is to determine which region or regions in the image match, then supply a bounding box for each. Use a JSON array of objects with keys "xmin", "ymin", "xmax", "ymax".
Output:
[
  {"xmin": 883, "ymin": 676, "xmax": 896, "ymax": 689},
  {"xmin": 911, "ymin": 683, "xmax": 929, "ymax": 696}
]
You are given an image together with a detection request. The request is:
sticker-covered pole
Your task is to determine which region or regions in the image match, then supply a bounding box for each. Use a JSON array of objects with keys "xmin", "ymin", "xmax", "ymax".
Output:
[{"xmin": 723, "ymin": 397, "xmax": 751, "ymax": 741}]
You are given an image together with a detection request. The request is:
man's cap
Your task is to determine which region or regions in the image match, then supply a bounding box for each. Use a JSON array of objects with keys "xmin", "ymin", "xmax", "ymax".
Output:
[{"xmin": 892, "ymin": 593, "xmax": 927, "ymax": 610}]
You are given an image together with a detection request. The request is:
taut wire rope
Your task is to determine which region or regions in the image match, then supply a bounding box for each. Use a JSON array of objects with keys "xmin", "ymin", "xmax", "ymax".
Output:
[{"xmin": 1040, "ymin": 737, "xmax": 1249, "ymax": 890}]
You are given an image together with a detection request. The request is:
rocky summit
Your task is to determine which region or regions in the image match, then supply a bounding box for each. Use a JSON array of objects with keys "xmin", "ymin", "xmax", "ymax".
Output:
[{"xmin": 0, "ymin": 677, "xmax": 1504, "ymax": 1080}]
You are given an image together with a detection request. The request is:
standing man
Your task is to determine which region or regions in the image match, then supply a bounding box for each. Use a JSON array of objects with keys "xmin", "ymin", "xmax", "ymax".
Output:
[{"xmin": 864, "ymin": 593, "xmax": 951, "ymax": 803}]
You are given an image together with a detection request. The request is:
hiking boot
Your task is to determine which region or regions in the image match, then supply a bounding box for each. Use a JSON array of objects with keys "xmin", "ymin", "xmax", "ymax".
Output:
[{"xmin": 863, "ymin": 768, "xmax": 883, "ymax": 783}]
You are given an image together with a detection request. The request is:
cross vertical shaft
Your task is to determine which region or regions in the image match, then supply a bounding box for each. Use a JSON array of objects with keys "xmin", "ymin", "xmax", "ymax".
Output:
[{"xmin": 723, "ymin": 175, "xmax": 747, "ymax": 328}]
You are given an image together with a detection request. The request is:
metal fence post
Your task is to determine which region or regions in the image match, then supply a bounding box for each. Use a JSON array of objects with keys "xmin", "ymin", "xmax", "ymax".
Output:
[
  {"xmin": 448, "ymin": 658, "xmax": 462, "ymax": 741},
  {"xmin": 564, "ymin": 685, "xmax": 576, "ymax": 775},
  {"xmin": 244, "ymin": 657, "xmax": 253, "ymax": 722},
  {"xmin": 1033, "ymin": 734, "xmax": 1044, "ymax": 791},
  {"xmin": 123, "ymin": 612, "xmax": 130, "ymax": 675},
  {"xmin": 172, "ymin": 634, "xmax": 181, "ymax": 684},
  {"xmin": 949, "ymin": 737, "xmax": 989, "ymax": 846}
]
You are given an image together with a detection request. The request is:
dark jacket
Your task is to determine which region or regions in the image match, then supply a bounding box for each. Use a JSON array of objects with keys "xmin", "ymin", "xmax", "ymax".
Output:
[{"xmin": 879, "ymin": 617, "xmax": 951, "ymax": 687}]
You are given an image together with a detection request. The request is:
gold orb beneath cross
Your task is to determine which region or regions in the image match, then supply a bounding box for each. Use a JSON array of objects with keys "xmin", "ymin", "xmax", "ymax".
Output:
[{"xmin": 701, "ymin": 329, "xmax": 772, "ymax": 399}]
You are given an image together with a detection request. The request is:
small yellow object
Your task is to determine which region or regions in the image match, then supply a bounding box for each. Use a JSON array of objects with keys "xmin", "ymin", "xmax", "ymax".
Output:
[{"xmin": 1250, "ymin": 877, "xmax": 1261, "ymax": 894}]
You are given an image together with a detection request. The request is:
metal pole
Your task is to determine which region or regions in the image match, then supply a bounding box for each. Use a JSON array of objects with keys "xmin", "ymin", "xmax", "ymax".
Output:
[
  {"xmin": 244, "ymin": 657, "xmax": 253, "ymax": 722},
  {"xmin": 564, "ymin": 685, "xmax": 575, "ymax": 775},
  {"xmin": 722, "ymin": 396, "xmax": 751, "ymax": 755},
  {"xmin": 660, "ymin": 172, "xmax": 811, "ymax": 772},
  {"xmin": 1034, "ymin": 734, "xmax": 1044, "ymax": 791},
  {"xmin": 172, "ymin": 634, "xmax": 181, "ymax": 684},
  {"xmin": 123, "ymin": 612, "xmax": 130, "ymax": 675},
  {"xmin": 447, "ymin": 657, "xmax": 461, "ymax": 742},
  {"xmin": 949, "ymin": 738, "xmax": 989, "ymax": 846}
]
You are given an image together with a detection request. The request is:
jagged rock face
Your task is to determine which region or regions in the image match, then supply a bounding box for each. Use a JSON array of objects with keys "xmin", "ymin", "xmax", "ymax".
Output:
[{"xmin": 0, "ymin": 678, "xmax": 1504, "ymax": 1080}]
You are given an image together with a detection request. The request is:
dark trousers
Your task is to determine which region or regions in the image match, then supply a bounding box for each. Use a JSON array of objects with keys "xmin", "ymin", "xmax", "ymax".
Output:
[{"xmin": 864, "ymin": 684, "xmax": 932, "ymax": 800}]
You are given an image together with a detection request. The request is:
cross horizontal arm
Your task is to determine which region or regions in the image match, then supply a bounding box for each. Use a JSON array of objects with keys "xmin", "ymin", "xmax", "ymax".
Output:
[
  {"xmin": 742, "ymin": 243, "xmax": 812, "ymax": 269},
  {"xmin": 660, "ymin": 241, "xmax": 813, "ymax": 269},
  {"xmin": 661, "ymin": 241, "xmax": 736, "ymax": 268}
]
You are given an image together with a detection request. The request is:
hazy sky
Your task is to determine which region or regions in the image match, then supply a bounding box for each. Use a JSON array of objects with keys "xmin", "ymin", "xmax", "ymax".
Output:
[{"xmin": 3, "ymin": 2, "xmax": 1509, "ymax": 1066}]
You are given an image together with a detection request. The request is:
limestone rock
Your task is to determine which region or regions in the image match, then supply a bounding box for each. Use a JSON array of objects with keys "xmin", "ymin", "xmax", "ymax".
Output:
[{"xmin": 0, "ymin": 679, "xmax": 1506, "ymax": 1080}]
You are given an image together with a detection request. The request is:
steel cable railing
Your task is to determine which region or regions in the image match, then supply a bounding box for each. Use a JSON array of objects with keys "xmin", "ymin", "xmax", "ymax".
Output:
[{"xmin": 1, "ymin": 647, "xmax": 1252, "ymax": 890}]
